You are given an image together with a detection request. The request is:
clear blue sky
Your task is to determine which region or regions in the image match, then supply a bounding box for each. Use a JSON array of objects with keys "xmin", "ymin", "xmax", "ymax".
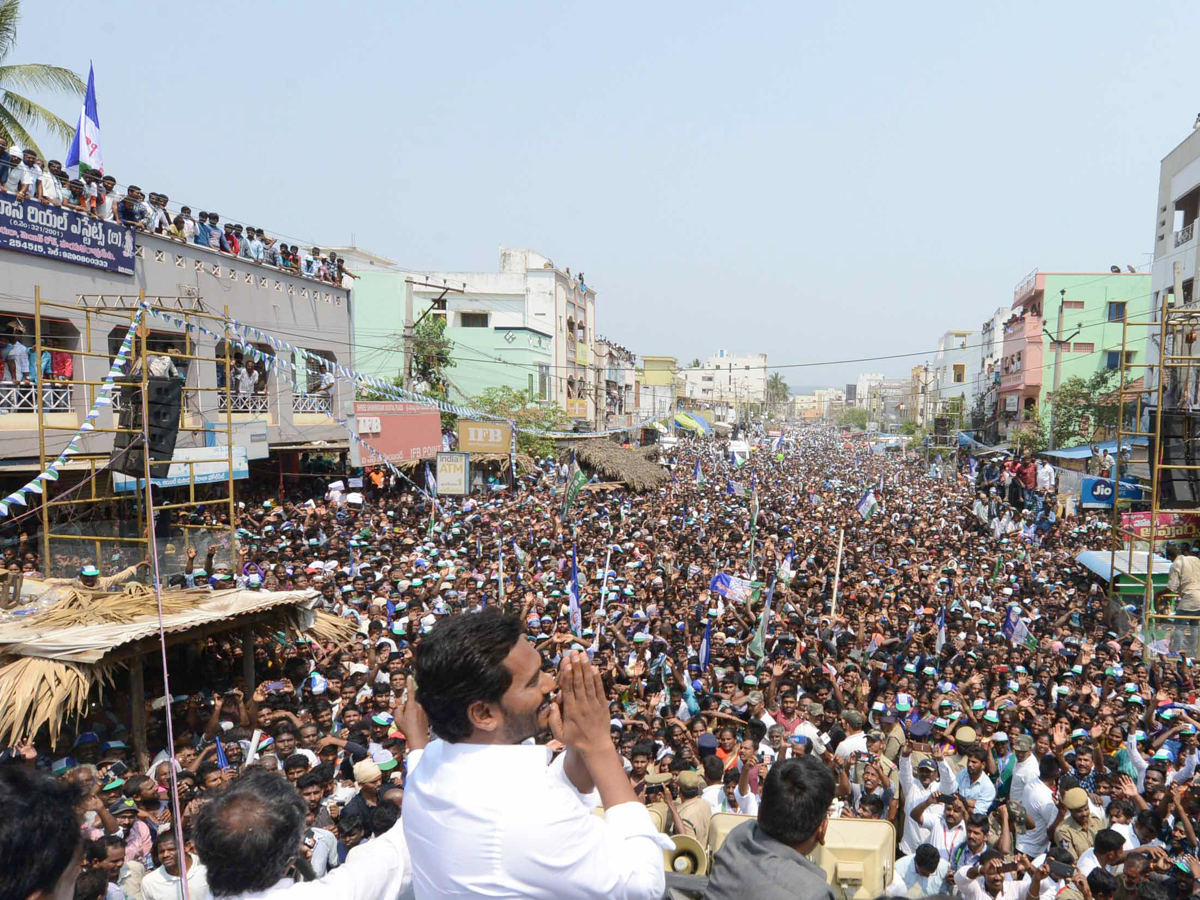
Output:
[{"xmin": 10, "ymin": 1, "xmax": 1197, "ymax": 388}]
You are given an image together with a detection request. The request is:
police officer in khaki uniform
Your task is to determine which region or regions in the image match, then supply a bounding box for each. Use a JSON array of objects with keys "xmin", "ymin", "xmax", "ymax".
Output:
[
  {"xmin": 1056, "ymin": 787, "xmax": 1103, "ymax": 861},
  {"xmin": 667, "ymin": 770, "xmax": 713, "ymax": 847}
]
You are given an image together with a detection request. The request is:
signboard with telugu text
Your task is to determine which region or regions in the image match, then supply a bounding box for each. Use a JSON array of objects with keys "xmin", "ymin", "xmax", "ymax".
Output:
[
  {"xmin": 1120, "ymin": 511, "xmax": 1200, "ymax": 543},
  {"xmin": 351, "ymin": 401, "xmax": 441, "ymax": 465},
  {"xmin": 0, "ymin": 195, "xmax": 135, "ymax": 275}
]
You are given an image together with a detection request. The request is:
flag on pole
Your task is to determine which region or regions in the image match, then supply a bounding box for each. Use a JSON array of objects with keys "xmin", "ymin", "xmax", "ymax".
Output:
[
  {"xmin": 699, "ymin": 618, "xmax": 712, "ymax": 670},
  {"xmin": 777, "ymin": 549, "xmax": 795, "ymax": 584},
  {"xmin": 748, "ymin": 487, "xmax": 759, "ymax": 576},
  {"xmin": 935, "ymin": 606, "xmax": 946, "ymax": 656},
  {"xmin": 726, "ymin": 479, "xmax": 746, "ymax": 497},
  {"xmin": 214, "ymin": 737, "xmax": 230, "ymax": 770},
  {"xmin": 693, "ymin": 458, "xmax": 703, "ymax": 484},
  {"xmin": 774, "ymin": 433, "xmax": 784, "ymax": 453},
  {"xmin": 424, "ymin": 463, "xmax": 437, "ymax": 498},
  {"xmin": 991, "ymin": 556, "xmax": 1003, "ymax": 583},
  {"xmin": 498, "ymin": 541, "xmax": 505, "ymax": 601},
  {"xmin": 747, "ymin": 579, "xmax": 776, "ymax": 659},
  {"xmin": 64, "ymin": 63, "xmax": 103, "ymax": 176},
  {"xmin": 568, "ymin": 545, "xmax": 582, "ymax": 636},
  {"xmin": 513, "ymin": 538, "xmax": 526, "ymax": 566},
  {"xmin": 855, "ymin": 489, "xmax": 879, "ymax": 521}
]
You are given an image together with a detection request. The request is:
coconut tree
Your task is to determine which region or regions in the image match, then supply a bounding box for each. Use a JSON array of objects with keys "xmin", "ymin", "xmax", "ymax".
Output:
[{"xmin": 0, "ymin": 0, "xmax": 84, "ymax": 158}]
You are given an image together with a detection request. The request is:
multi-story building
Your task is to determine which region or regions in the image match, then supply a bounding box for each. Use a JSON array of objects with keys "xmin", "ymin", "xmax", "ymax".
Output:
[
  {"xmin": 681, "ymin": 350, "xmax": 768, "ymax": 405},
  {"xmin": 595, "ymin": 337, "xmax": 637, "ymax": 430},
  {"xmin": 997, "ymin": 270, "xmax": 1150, "ymax": 438},
  {"xmin": 974, "ymin": 306, "xmax": 1011, "ymax": 441},
  {"xmin": 637, "ymin": 355, "xmax": 678, "ymax": 420},
  {"xmin": 855, "ymin": 373, "xmax": 884, "ymax": 409},
  {"xmin": 928, "ymin": 329, "xmax": 980, "ymax": 425},
  {"xmin": 865, "ymin": 378, "xmax": 909, "ymax": 428},
  {"xmin": 1147, "ymin": 125, "xmax": 1200, "ymax": 407},
  {"xmin": 0, "ymin": 219, "xmax": 352, "ymax": 466},
  {"xmin": 349, "ymin": 247, "xmax": 596, "ymax": 423}
]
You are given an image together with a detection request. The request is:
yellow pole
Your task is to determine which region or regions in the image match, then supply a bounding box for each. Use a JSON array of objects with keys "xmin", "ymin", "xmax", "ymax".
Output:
[
  {"xmin": 35, "ymin": 286, "xmax": 52, "ymax": 576},
  {"xmin": 224, "ymin": 305, "xmax": 237, "ymax": 570}
]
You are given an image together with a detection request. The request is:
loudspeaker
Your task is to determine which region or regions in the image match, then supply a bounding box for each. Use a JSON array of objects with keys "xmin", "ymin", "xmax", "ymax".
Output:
[
  {"xmin": 934, "ymin": 416, "xmax": 951, "ymax": 439},
  {"xmin": 1157, "ymin": 411, "xmax": 1200, "ymax": 508},
  {"xmin": 663, "ymin": 835, "xmax": 709, "ymax": 876},
  {"xmin": 110, "ymin": 377, "xmax": 182, "ymax": 477}
]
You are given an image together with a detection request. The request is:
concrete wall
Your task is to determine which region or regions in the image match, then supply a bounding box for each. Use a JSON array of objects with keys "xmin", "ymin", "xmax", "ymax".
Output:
[{"xmin": 0, "ymin": 230, "xmax": 352, "ymax": 458}]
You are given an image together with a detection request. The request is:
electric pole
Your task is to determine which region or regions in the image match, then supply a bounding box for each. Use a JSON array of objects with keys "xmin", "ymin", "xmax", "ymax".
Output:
[
  {"xmin": 402, "ymin": 278, "xmax": 414, "ymax": 391},
  {"xmin": 1045, "ymin": 287, "xmax": 1081, "ymax": 451}
]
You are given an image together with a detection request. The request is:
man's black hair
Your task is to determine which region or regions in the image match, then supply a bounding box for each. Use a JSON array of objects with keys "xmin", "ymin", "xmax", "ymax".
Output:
[
  {"xmin": 73, "ymin": 868, "xmax": 109, "ymax": 900},
  {"xmin": 0, "ymin": 766, "xmax": 82, "ymax": 900},
  {"xmin": 1039, "ymin": 754, "xmax": 1061, "ymax": 781},
  {"xmin": 84, "ymin": 835, "xmax": 124, "ymax": 864},
  {"xmin": 295, "ymin": 772, "xmax": 323, "ymax": 791},
  {"xmin": 1094, "ymin": 828, "xmax": 1125, "ymax": 855},
  {"xmin": 1137, "ymin": 883, "xmax": 1170, "ymax": 900},
  {"xmin": 337, "ymin": 812, "xmax": 365, "ymax": 837},
  {"xmin": 702, "ymin": 755, "xmax": 725, "ymax": 783},
  {"xmin": 1088, "ymin": 869, "xmax": 1119, "ymax": 898},
  {"xmin": 194, "ymin": 771, "xmax": 306, "ymax": 897},
  {"xmin": 857, "ymin": 793, "xmax": 885, "ymax": 817},
  {"xmin": 966, "ymin": 812, "xmax": 989, "ymax": 830},
  {"xmin": 757, "ymin": 755, "xmax": 836, "ymax": 847},
  {"xmin": 630, "ymin": 740, "xmax": 655, "ymax": 761},
  {"xmin": 283, "ymin": 753, "xmax": 310, "ymax": 772},
  {"xmin": 197, "ymin": 761, "xmax": 223, "ymax": 786},
  {"xmin": 414, "ymin": 611, "xmax": 524, "ymax": 743},
  {"xmin": 914, "ymin": 843, "xmax": 940, "ymax": 872},
  {"xmin": 371, "ymin": 799, "xmax": 401, "ymax": 836}
]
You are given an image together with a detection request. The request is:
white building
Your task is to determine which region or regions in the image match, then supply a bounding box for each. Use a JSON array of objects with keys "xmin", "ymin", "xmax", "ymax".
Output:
[
  {"xmin": 928, "ymin": 329, "xmax": 980, "ymax": 422},
  {"xmin": 975, "ymin": 306, "xmax": 1010, "ymax": 439},
  {"xmin": 855, "ymin": 373, "xmax": 884, "ymax": 409},
  {"xmin": 681, "ymin": 350, "xmax": 768, "ymax": 405}
]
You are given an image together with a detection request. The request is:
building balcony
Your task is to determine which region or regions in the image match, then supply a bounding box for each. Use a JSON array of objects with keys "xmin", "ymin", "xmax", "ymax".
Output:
[
  {"xmin": 1176, "ymin": 221, "xmax": 1195, "ymax": 248},
  {"xmin": 219, "ymin": 393, "xmax": 270, "ymax": 415},
  {"xmin": 292, "ymin": 393, "xmax": 331, "ymax": 413},
  {"xmin": 0, "ymin": 381, "xmax": 73, "ymax": 414}
]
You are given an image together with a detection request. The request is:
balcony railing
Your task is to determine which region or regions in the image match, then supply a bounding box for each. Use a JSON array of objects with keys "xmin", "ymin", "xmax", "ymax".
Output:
[
  {"xmin": 0, "ymin": 382, "xmax": 73, "ymax": 414},
  {"xmin": 292, "ymin": 393, "xmax": 330, "ymax": 413},
  {"xmin": 1176, "ymin": 221, "xmax": 1195, "ymax": 248},
  {"xmin": 219, "ymin": 393, "xmax": 269, "ymax": 414}
]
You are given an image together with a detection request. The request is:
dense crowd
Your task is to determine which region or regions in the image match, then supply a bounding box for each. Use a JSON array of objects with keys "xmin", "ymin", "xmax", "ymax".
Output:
[
  {"xmin": 2, "ymin": 426, "xmax": 1200, "ymax": 900},
  {"xmin": 1, "ymin": 138, "xmax": 352, "ymax": 286}
]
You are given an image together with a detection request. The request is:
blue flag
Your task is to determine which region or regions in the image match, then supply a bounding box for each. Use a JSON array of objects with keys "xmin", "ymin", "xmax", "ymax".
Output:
[
  {"xmin": 214, "ymin": 737, "xmax": 229, "ymax": 770},
  {"xmin": 699, "ymin": 618, "xmax": 712, "ymax": 670},
  {"xmin": 693, "ymin": 459, "xmax": 703, "ymax": 484},
  {"xmin": 568, "ymin": 545, "xmax": 582, "ymax": 636},
  {"xmin": 65, "ymin": 63, "xmax": 103, "ymax": 175}
]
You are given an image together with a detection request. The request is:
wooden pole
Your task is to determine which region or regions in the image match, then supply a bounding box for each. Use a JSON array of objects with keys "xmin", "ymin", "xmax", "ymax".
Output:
[
  {"xmin": 827, "ymin": 527, "xmax": 846, "ymax": 622},
  {"xmin": 129, "ymin": 653, "xmax": 148, "ymax": 773},
  {"xmin": 241, "ymin": 624, "xmax": 256, "ymax": 695}
]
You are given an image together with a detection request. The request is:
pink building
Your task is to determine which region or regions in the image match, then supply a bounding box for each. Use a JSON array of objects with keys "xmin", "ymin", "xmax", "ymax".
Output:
[{"xmin": 997, "ymin": 277, "xmax": 1045, "ymax": 436}]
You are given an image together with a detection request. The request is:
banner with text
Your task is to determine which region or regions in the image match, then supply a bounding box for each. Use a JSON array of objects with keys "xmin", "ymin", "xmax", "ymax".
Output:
[
  {"xmin": 436, "ymin": 451, "xmax": 469, "ymax": 495},
  {"xmin": 1120, "ymin": 511, "xmax": 1200, "ymax": 543},
  {"xmin": 457, "ymin": 419, "xmax": 513, "ymax": 453},
  {"xmin": 0, "ymin": 196, "xmax": 135, "ymax": 275},
  {"xmin": 351, "ymin": 401, "xmax": 442, "ymax": 465}
]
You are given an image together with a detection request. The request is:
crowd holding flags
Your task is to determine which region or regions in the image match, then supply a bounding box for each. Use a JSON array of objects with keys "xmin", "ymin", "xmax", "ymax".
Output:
[
  {"xmin": 855, "ymin": 488, "xmax": 879, "ymax": 521},
  {"xmin": 747, "ymin": 578, "xmax": 776, "ymax": 659}
]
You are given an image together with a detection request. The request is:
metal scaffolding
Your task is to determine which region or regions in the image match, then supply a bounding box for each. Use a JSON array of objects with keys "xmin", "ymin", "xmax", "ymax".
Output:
[
  {"xmin": 1107, "ymin": 261, "xmax": 1200, "ymax": 658},
  {"xmin": 33, "ymin": 288, "xmax": 240, "ymax": 581}
]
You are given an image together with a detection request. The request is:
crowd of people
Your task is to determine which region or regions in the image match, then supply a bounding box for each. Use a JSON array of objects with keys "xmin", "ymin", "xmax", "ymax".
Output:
[
  {"xmin": 1, "ymin": 138, "xmax": 353, "ymax": 287},
  {"xmin": 2, "ymin": 426, "xmax": 1200, "ymax": 900}
]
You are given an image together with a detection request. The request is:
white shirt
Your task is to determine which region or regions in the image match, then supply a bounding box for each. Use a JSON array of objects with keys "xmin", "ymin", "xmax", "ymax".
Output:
[
  {"xmin": 887, "ymin": 854, "xmax": 950, "ymax": 897},
  {"xmin": 140, "ymin": 855, "xmax": 210, "ymax": 900},
  {"xmin": 919, "ymin": 808, "xmax": 968, "ymax": 862},
  {"xmin": 1017, "ymin": 779, "xmax": 1058, "ymax": 857},
  {"xmin": 898, "ymin": 756, "xmax": 957, "ymax": 855},
  {"xmin": 1037, "ymin": 464, "xmax": 1056, "ymax": 490},
  {"xmin": 219, "ymin": 818, "xmax": 411, "ymax": 900},
  {"xmin": 953, "ymin": 868, "xmax": 1034, "ymax": 900},
  {"xmin": 1010, "ymin": 753, "xmax": 1040, "ymax": 807},
  {"xmin": 835, "ymin": 731, "xmax": 869, "ymax": 760},
  {"xmin": 403, "ymin": 741, "xmax": 671, "ymax": 900},
  {"xmin": 792, "ymin": 720, "xmax": 828, "ymax": 755},
  {"xmin": 237, "ymin": 366, "xmax": 259, "ymax": 395}
]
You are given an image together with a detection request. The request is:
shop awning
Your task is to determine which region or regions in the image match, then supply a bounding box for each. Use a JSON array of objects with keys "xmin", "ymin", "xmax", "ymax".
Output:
[
  {"xmin": 1075, "ymin": 549, "xmax": 1170, "ymax": 581},
  {"xmin": 1042, "ymin": 438, "xmax": 1147, "ymax": 460},
  {"xmin": 674, "ymin": 413, "xmax": 702, "ymax": 433}
]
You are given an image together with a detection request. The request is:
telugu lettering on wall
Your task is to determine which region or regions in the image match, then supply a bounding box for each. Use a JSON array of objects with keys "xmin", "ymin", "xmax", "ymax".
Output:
[{"xmin": 0, "ymin": 196, "xmax": 136, "ymax": 276}]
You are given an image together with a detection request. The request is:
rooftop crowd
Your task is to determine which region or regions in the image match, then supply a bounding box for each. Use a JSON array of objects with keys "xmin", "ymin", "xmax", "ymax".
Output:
[
  {"xmin": 0, "ymin": 138, "xmax": 354, "ymax": 287},
  {"xmin": 1, "ymin": 426, "xmax": 1199, "ymax": 900}
]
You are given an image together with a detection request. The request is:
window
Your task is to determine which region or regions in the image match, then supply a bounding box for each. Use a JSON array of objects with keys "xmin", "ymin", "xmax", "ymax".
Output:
[
  {"xmin": 1105, "ymin": 351, "xmax": 1121, "ymax": 370},
  {"xmin": 460, "ymin": 312, "xmax": 489, "ymax": 328},
  {"xmin": 538, "ymin": 364, "xmax": 550, "ymax": 400},
  {"xmin": 1062, "ymin": 300, "xmax": 1085, "ymax": 310},
  {"xmin": 953, "ymin": 364, "xmax": 965, "ymax": 384},
  {"xmin": 1073, "ymin": 342, "xmax": 1094, "ymax": 353},
  {"xmin": 1108, "ymin": 302, "xmax": 1126, "ymax": 322}
]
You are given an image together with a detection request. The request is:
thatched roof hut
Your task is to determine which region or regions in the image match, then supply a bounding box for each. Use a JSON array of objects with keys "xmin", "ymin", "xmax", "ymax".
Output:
[
  {"xmin": 573, "ymin": 440, "xmax": 669, "ymax": 491},
  {"xmin": 0, "ymin": 584, "xmax": 353, "ymax": 753}
]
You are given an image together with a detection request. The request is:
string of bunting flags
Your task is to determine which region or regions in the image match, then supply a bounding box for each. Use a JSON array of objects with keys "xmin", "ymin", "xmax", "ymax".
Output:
[
  {"xmin": 0, "ymin": 303, "xmax": 147, "ymax": 519},
  {"xmin": 321, "ymin": 410, "xmax": 438, "ymax": 505},
  {"xmin": 143, "ymin": 308, "xmax": 662, "ymax": 440}
]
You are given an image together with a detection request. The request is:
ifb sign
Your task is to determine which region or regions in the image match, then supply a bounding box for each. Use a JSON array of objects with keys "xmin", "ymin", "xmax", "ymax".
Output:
[
  {"xmin": 1081, "ymin": 475, "xmax": 1144, "ymax": 509},
  {"xmin": 457, "ymin": 420, "xmax": 513, "ymax": 454}
]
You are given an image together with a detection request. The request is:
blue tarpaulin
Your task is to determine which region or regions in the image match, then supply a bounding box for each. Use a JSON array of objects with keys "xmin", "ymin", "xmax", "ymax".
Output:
[{"xmin": 1042, "ymin": 437, "xmax": 1148, "ymax": 460}]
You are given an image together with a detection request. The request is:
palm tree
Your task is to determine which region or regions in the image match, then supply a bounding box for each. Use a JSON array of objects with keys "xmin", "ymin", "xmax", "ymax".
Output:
[
  {"xmin": 0, "ymin": 0, "xmax": 84, "ymax": 159},
  {"xmin": 766, "ymin": 372, "xmax": 789, "ymax": 410}
]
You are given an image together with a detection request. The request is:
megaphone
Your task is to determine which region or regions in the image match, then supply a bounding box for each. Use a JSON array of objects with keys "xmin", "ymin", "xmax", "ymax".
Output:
[{"xmin": 663, "ymin": 834, "xmax": 709, "ymax": 876}]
